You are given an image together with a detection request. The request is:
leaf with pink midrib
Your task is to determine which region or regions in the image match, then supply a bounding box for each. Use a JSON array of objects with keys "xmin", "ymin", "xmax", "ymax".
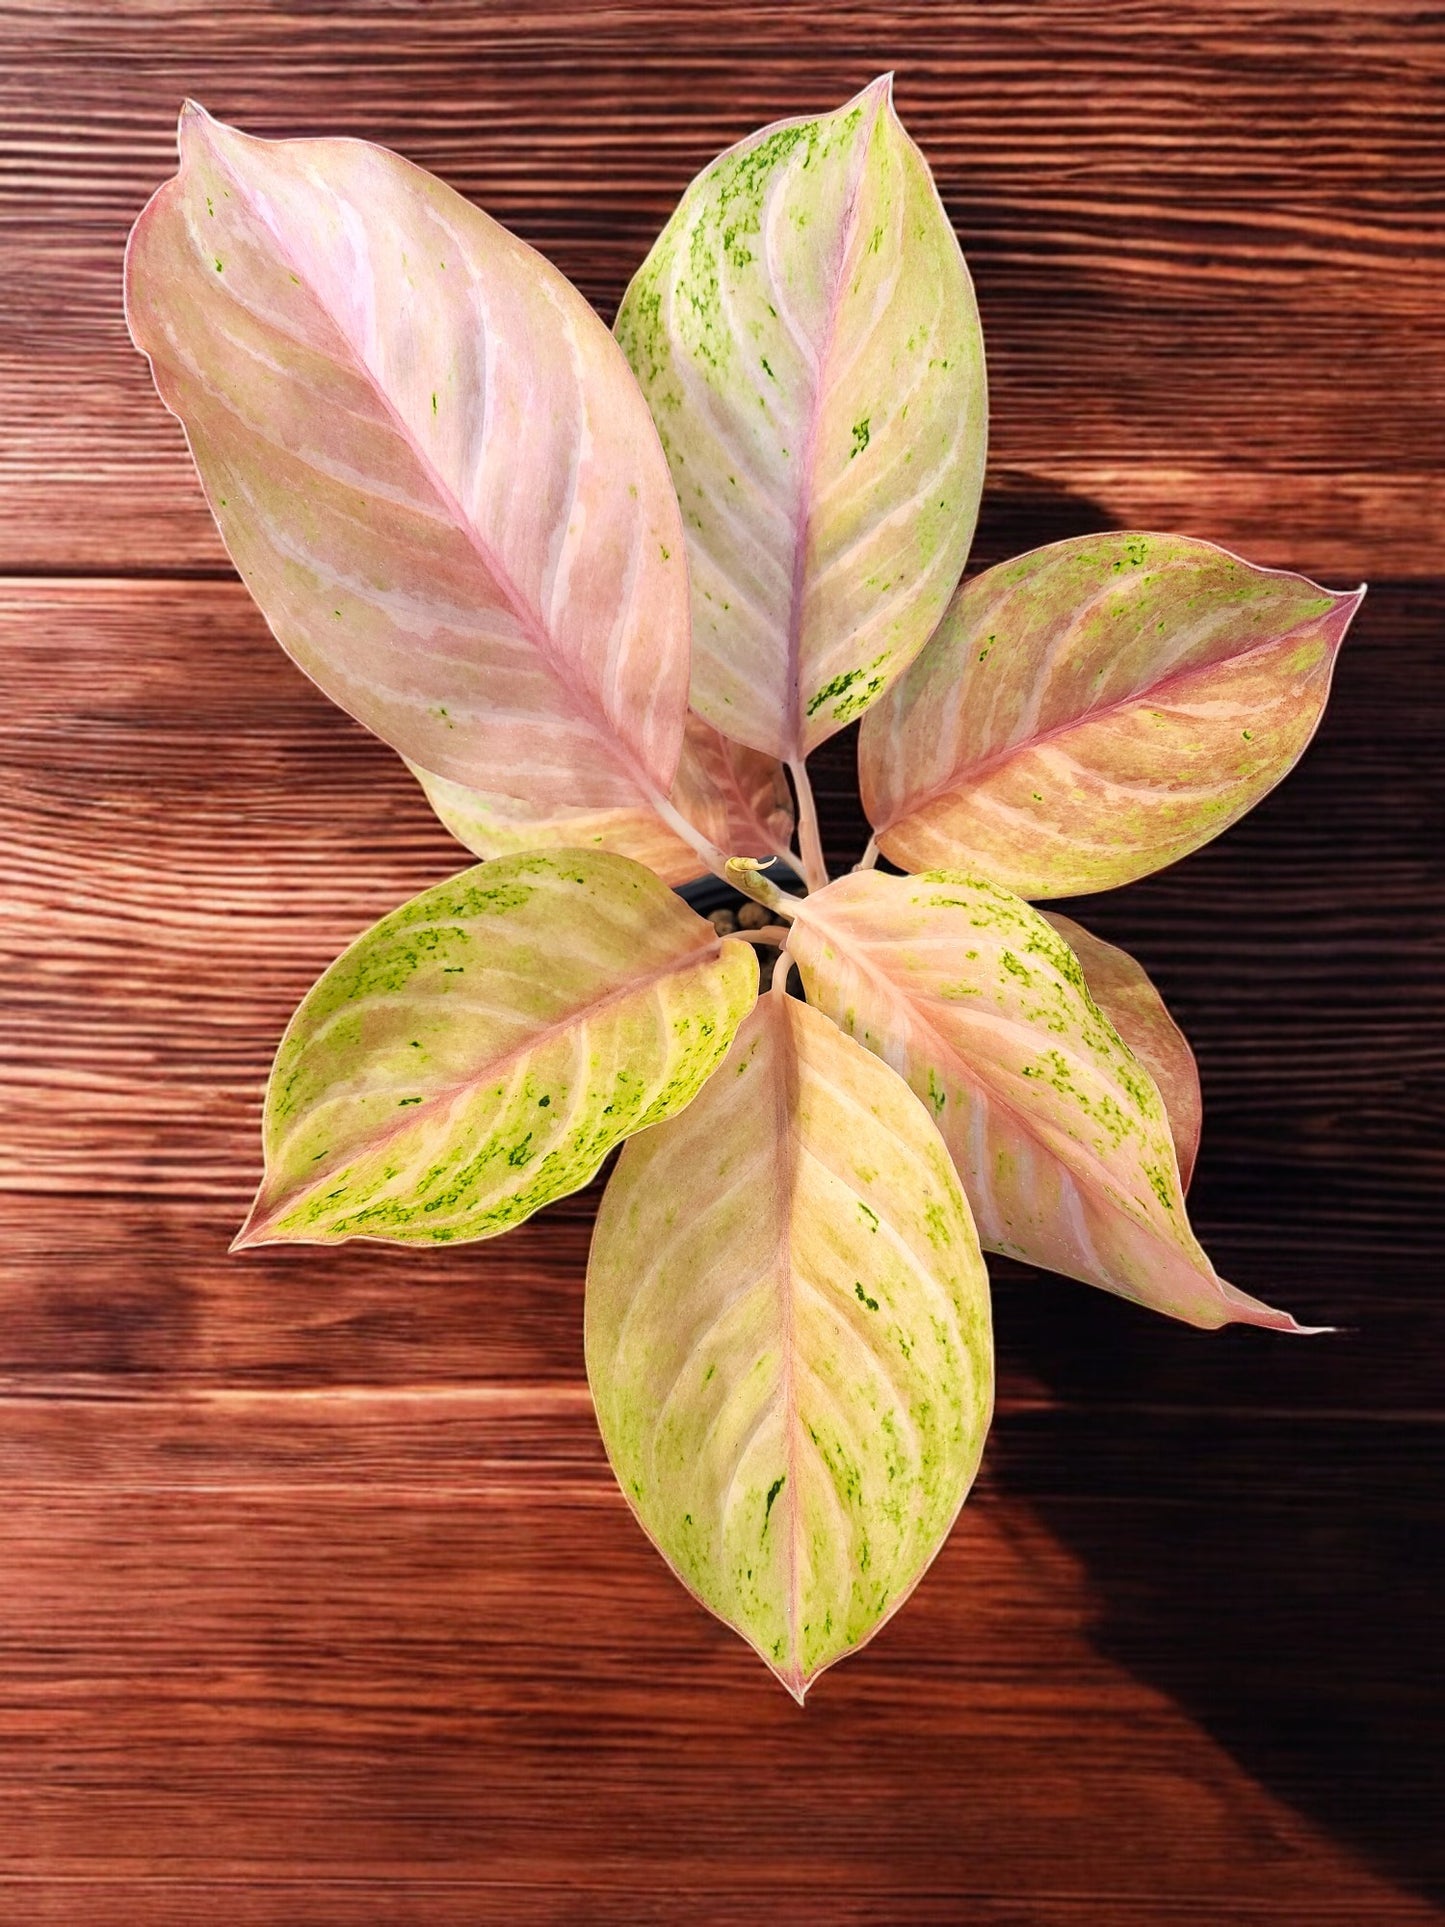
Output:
[
  {"xmin": 615, "ymin": 77, "xmax": 987, "ymax": 763},
  {"xmin": 860, "ymin": 533, "xmax": 1364, "ymax": 897},
  {"xmin": 789, "ymin": 869, "xmax": 1312, "ymax": 1331},
  {"xmin": 126, "ymin": 104, "xmax": 691, "ymax": 810},
  {"xmin": 586, "ymin": 992, "xmax": 992, "ymax": 1698},
  {"xmin": 236, "ymin": 850, "xmax": 758, "ymax": 1249}
]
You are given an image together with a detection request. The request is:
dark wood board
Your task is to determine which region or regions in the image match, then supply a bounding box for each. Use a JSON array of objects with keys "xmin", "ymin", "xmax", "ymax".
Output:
[
  {"xmin": 1, "ymin": 4, "xmax": 1442, "ymax": 1921},
  {"xmin": 1, "ymin": 0, "xmax": 1441, "ymax": 575},
  {"xmin": 0, "ymin": 1387, "xmax": 1442, "ymax": 1920}
]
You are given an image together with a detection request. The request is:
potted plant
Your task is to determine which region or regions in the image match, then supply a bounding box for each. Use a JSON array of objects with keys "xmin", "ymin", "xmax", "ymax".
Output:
[{"xmin": 126, "ymin": 80, "xmax": 1361, "ymax": 1700}]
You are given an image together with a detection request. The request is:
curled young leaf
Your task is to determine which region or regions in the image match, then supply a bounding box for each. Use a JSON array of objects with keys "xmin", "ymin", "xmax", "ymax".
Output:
[
  {"xmin": 616, "ymin": 76, "xmax": 987, "ymax": 762},
  {"xmin": 788, "ymin": 870, "xmax": 1308, "ymax": 1331},
  {"xmin": 586, "ymin": 992, "xmax": 992, "ymax": 1701},
  {"xmin": 127, "ymin": 105, "xmax": 690, "ymax": 810},
  {"xmin": 1043, "ymin": 912, "xmax": 1202, "ymax": 1190},
  {"xmin": 859, "ymin": 534, "xmax": 1364, "ymax": 896},
  {"xmin": 234, "ymin": 851, "xmax": 757, "ymax": 1249},
  {"xmin": 411, "ymin": 714, "xmax": 794, "ymax": 885}
]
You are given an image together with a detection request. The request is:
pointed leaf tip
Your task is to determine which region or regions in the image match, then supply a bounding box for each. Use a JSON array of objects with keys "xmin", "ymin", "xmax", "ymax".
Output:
[
  {"xmin": 229, "ymin": 1190, "xmax": 287, "ymax": 1252},
  {"xmin": 861, "ymin": 534, "xmax": 1365, "ymax": 897},
  {"xmin": 177, "ymin": 98, "xmax": 221, "ymax": 156},
  {"xmin": 1217, "ymin": 1281, "xmax": 1333, "ymax": 1336}
]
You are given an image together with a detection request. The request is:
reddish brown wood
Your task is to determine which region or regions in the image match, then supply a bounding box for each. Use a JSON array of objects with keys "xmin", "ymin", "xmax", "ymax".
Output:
[
  {"xmin": 6, "ymin": 578, "xmax": 1439, "ymax": 1410},
  {"xmin": 0, "ymin": 2, "xmax": 1441, "ymax": 574},
  {"xmin": 1, "ymin": 5, "xmax": 1442, "ymax": 1920},
  {"xmin": 0, "ymin": 1424, "xmax": 1439, "ymax": 1923}
]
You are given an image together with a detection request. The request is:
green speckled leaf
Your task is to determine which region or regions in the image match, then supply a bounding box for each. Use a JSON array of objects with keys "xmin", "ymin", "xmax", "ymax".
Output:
[
  {"xmin": 789, "ymin": 870, "xmax": 1308, "ymax": 1331},
  {"xmin": 859, "ymin": 534, "xmax": 1364, "ymax": 896},
  {"xmin": 235, "ymin": 850, "xmax": 757, "ymax": 1248},
  {"xmin": 586, "ymin": 991, "xmax": 993, "ymax": 1701},
  {"xmin": 410, "ymin": 713, "xmax": 794, "ymax": 886},
  {"xmin": 1043, "ymin": 912, "xmax": 1202, "ymax": 1190},
  {"xmin": 616, "ymin": 76, "xmax": 986, "ymax": 763}
]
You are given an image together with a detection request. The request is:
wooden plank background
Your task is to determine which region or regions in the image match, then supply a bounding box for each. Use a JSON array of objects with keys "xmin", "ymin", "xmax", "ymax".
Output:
[{"xmin": 1, "ymin": 3, "xmax": 1441, "ymax": 1919}]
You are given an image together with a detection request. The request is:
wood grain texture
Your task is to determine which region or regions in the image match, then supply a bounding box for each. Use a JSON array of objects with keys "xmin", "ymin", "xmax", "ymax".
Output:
[
  {"xmin": 0, "ymin": 1, "xmax": 1441, "ymax": 573},
  {"xmin": 7, "ymin": 577, "xmax": 1439, "ymax": 1404},
  {"xmin": 0, "ymin": 1415, "xmax": 1440, "ymax": 1922},
  {"xmin": 2, "ymin": 4, "xmax": 1443, "ymax": 1920}
]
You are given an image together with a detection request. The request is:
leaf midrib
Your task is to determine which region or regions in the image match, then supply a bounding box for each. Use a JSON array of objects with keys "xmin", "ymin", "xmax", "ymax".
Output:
[
  {"xmin": 196, "ymin": 121, "xmax": 665, "ymax": 806},
  {"xmin": 250, "ymin": 927, "xmax": 732, "ymax": 1239},
  {"xmin": 780, "ymin": 88, "xmax": 887, "ymax": 758},
  {"xmin": 769, "ymin": 994, "xmax": 806, "ymax": 1700},
  {"xmin": 792, "ymin": 895, "xmax": 1193, "ymax": 1263},
  {"xmin": 877, "ymin": 577, "xmax": 1355, "ymax": 833}
]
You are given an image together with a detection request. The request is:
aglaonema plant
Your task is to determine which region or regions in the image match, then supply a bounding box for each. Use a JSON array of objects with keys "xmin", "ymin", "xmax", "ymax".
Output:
[{"xmin": 126, "ymin": 78, "xmax": 1363, "ymax": 1701}]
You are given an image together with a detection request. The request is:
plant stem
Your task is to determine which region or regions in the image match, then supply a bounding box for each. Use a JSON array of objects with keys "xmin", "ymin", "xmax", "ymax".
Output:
[
  {"xmin": 856, "ymin": 835, "xmax": 879, "ymax": 871},
  {"xmin": 646, "ymin": 785, "xmax": 733, "ymax": 883},
  {"xmin": 736, "ymin": 924, "xmax": 792, "ymax": 949},
  {"xmin": 770, "ymin": 940, "xmax": 797, "ymax": 1002},
  {"xmin": 788, "ymin": 758, "xmax": 829, "ymax": 894},
  {"xmin": 726, "ymin": 858, "xmax": 798, "ymax": 920},
  {"xmin": 645, "ymin": 777, "xmax": 804, "ymax": 920}
]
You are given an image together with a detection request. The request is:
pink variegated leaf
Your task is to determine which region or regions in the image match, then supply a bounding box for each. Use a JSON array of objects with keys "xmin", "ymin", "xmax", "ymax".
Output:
[
  {"xmin": 411, "ymin": 714, "xmax": 794, "ymax": 884},
  {"xmin": 615, "ymin": 77, "xmax": 986, "ymax": 764},
  {"xmin": 587, "ymin": 992, "xmax": 992, "ymax": 1699},
  {"xmin": 789, "ymin": 869, "xmax": 1310, "ymax": 1331},
  {"xmin": 1042, "ymin": 912, "xmax": 1202, "ymax": 1189},
  {"xmin": 859, "ymin": 534, "xmax": 1364, "ymax": 896},
  {"xmin": 126, "ymin": 105, "xmax": 690, "ymax": 811}
]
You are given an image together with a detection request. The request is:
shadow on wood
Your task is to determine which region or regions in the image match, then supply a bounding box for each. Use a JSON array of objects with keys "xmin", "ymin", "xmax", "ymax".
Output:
[
  {"xmin": 816, "ymin": 481, "xmax": 1445, "ymax": 1910},
  {"xmin": 991, "ymin": 1295, "xmax": 1445, "ymax": 1910}
]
